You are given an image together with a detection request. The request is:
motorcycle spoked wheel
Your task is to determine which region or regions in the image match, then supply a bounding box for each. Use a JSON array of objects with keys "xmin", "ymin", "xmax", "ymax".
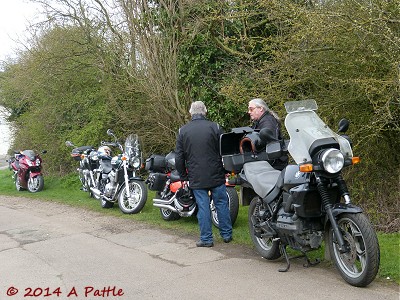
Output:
[
  {"xmin": 160, "ymin": 208, "xmax": 181, "ymax": 221},
  {"xmin": 248, "ymin": 197, "xmax": 281, "ymax": 260},
  {"xmin": 118, "ymin": 180, "xmax": 148, "ymax": 214},
  {"xmin": 27, "ymin": 175, "xmax": 44, "ymax": 193},
  {"xmin": 158, "ymin": 192, "xmax": 181, "ymax": 221},
  {"xmin": 210, "ymin": 186, "xmax": 240, "ymax": 228},
  {"xmin": 328, "ymin": 213, "xmax": 380, "ymax": 287}
]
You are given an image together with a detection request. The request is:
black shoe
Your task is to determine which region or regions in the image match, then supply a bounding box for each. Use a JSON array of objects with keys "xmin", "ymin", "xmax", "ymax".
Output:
[
  {"xmin": 196, "ymin": 240, "xmax": 214, "ymax": 247},
  {"xmin": 223, "ymin": 237, "xmax": 232, "ymax": 243}
]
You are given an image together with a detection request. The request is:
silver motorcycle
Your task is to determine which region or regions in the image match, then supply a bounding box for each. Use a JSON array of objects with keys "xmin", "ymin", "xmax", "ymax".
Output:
[{"xmin": 90, "ymin": 129, "xmax": 148, "ymax": 214}]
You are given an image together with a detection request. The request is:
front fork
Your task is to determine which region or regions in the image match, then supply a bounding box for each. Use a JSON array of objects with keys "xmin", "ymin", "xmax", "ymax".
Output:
[
  {"xmin": 123, "ymin": 161, "xmax": 131, "ymax": 199},
  {"xmin": 316, "ymin": 175, "xmax": 350, "ymax": 253}
]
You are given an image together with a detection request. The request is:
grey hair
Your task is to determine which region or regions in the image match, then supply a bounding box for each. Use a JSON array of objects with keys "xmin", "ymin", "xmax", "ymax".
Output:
[
  {"xmin": 189, "ymin": 101, "xmax": 207, "ymax": 116},
  {"xmin": 249, "ymin": 98, "xmax": 280, "ymax": 121}
]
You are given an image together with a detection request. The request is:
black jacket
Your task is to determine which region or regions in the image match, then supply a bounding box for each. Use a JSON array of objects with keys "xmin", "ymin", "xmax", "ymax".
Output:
[
  {"xmin": 175, "ymin": 115, "xmax": 226, "ymax": 189},
  {"xmin": 252, "ymin": 111, "xmax": 282, "ymax": 140},
  {"xmin": 252, "ymin": 111, "xmax": 288, "ymax": 170}
]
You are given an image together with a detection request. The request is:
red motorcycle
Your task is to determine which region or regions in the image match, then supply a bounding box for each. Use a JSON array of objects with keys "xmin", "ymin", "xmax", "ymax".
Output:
[
  {"xmin": 145, "ymin": 151, "xmax": 239, "ymax": 227},
  {"xmin": 8, "ymin": 150, "xmax": 47, "ymax": 192}
]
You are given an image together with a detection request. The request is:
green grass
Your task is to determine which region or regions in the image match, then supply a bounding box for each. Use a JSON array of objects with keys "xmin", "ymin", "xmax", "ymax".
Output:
[{"xmin": 0, "ymin": 169, "xmax": 398, "ymax": 285}]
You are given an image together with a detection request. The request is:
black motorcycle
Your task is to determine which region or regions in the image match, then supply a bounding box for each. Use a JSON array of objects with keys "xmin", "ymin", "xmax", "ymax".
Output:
[
  {"xmin": 65, "ymin": 141, "xmax": 99, "ymax": 196},
  {"xmin": 220, "ymin": 99, "xmax": 380, "ymax": 287},
  {"xmin": 90, "ymin": 129, "xmax": 148, "ymax": 214}
]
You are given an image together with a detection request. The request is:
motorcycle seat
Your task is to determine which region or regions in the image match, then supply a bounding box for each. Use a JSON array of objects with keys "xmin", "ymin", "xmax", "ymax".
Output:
[
  {"xmin": 243, "ymin": 161, "xmax": 281, "ymax": 198},
  {"xmin": 170, "ymin": 170, "xmax": 182, "ymax": 182}
]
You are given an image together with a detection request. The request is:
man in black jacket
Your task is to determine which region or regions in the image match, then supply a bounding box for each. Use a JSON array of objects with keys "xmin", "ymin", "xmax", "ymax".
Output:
[
  {"xmin": 248, "ymin": 98, "xmax": 288, "ymax": 170},
  {"xmin": 175, "ymin": 101, "xmax": 232, "ymax": 247}
]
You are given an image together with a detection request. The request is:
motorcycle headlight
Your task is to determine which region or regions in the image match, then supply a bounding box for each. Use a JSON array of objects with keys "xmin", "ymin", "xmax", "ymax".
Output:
[
  {"xmin": 321, "ymin": 149, "xmax": 344, "ymax": 173},
  {"xmin": 130, "ymin": 157, "xmax": 141, "ymax": 169},
  {"xmin": 36, "ymin": 158, "xmax": 41, "ymax": 166}
]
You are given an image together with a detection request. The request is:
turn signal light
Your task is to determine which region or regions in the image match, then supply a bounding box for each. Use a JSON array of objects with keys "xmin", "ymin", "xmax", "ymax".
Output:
[
  {"xmin": 352, "ymin": 157, "xmax": 361, "ymax": 165},
  {"xmin": 122, "ymin": 156, "xmax": 127, "ymax": 161},
  {"xmin": 299, "ymin": 164, "xmax": 313, "ymax": 172}
]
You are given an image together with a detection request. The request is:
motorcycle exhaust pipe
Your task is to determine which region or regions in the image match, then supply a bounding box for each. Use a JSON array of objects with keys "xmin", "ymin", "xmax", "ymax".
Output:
[
  {"xmin": 90, "ymin": 187, "xmax": 102, "ymax": 198},
  {"xmin": 153, "ymin": 197, "xmax": 174, "ymax": 205},
  {"xmin": 153, "ymin": 203, "xmax": 178, "ymax": 213}
]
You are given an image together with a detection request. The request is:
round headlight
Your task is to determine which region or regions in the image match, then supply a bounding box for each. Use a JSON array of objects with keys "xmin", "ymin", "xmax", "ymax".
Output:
[
  {"xmin": 131, "ymin": 157, "xmax": 141, "ymax": 169},
  {"xmin": 321, "ymin": 149, "xmax": 344, "ymax": 173}
]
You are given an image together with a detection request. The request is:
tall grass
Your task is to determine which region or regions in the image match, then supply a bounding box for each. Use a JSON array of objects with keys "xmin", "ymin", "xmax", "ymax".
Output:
[{"xmin": 0, "ymin": 169, "xmax": 398, "ymax": 284}]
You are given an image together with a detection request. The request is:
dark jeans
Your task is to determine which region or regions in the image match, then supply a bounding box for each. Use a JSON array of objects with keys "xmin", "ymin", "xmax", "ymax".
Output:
[{"xmin": 192, "ymin": 184, "xmax": 232, "ymax": 243}]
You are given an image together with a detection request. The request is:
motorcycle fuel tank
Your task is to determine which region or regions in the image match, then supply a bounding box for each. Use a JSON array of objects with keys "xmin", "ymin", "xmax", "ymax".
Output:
[{"xmin": 283, "ymin": 165, "xmax": 310, "ymax": 192}]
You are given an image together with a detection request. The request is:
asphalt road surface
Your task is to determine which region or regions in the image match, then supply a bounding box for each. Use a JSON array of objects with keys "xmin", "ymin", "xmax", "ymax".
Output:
[{"xmin": 0, "ymin": 195, "xmax": 398, "ymax": 300}]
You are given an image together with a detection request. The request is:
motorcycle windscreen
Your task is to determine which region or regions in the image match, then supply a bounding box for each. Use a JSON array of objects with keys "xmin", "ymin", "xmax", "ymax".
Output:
[
  {"xmin": 21, "ymin": 150, "xmax": 36, "ymax": 161},
  {"xmin": 285, "ymin": 110, "xmax": 353, "ymax": 164},
  {"xmin": 125, "ymin": 134, "xmax": 141, "ymax": 157}
]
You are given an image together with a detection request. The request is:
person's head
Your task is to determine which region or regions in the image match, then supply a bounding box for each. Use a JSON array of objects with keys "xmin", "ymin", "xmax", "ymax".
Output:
[
  {"xmin": 248, "ymin": 98, "xmax": 280, "ymax": 122},
  {"xmin": 248, "ymin": 98, "xmax": 268, "ymax": 121},
  {"xmin": 189, "ymin": 101, "xmax": 207, "ymax": 116}
]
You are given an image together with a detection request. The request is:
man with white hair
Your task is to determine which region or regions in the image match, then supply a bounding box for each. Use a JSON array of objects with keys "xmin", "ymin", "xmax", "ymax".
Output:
[
  {"xmin": 248, "ymin": 97, "xmax": 288, "ymax": 170},
  {"xmin": 175, "ymin": 101, "xmax": 232, "ymax": 247}
]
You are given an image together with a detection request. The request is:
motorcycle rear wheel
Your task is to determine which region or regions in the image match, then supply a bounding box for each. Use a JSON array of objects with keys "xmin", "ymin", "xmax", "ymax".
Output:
[
  {"xmin": 160, "ymin": 208, "xmax": 181, "ymax": 221},
  {"xmin": 328, "ymin": 213, "xmax": 380, "ymax": 287},
  {"xmin": 101, "ymin": 198, "xmax": 114, "ymax": 208},
  {"xmin": 118, "ymin": 180, "xmax": 148, "ymax": 214},
  {"xmin": 27, "ymin": 175, "xmax": 44, "ymax": 193},
  {"xmin": 211, "ymin": 186, "xmax": 240, "ymax": 228},
  {"xmin": 248, "ymin": 197, "xmax": 281, "ymax": 260}
]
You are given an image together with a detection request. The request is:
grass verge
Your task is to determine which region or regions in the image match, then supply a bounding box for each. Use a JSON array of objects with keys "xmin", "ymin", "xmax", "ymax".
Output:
[{"xmin": 0, "ymin": 169, "xmax": 398, "ymax": 285}]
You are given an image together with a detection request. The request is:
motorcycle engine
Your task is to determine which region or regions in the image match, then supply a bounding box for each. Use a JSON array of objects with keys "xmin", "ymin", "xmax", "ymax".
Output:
[
  {"xmin": 276, "ymin": 208, "xmax": 323, "ymax": 249},
  {"xmin": 104, "ymin": 171, "xmax": 117, "ymax": 197}
]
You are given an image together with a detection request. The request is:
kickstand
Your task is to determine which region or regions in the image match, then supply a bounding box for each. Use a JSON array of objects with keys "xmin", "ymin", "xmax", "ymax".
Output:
[
  {"xmin": 278, "ymin": 246, "xmax": 320, "ymax": 272},
  {"xmin": 279, "ymin": 244, "xmax": 290, "ymax": 272}
]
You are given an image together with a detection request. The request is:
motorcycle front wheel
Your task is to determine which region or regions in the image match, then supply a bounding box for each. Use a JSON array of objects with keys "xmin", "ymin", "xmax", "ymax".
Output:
[
  {"xmin": 118, "ymin": 180, "xmax": 148, "ymax": 214},
  {"xmin": 328, "ymin": 213, "xmax": 380, "ymax": 287},
  {"xmin": 27, "ymin": 175, "xmax": 44, "ymax": 192},
  {"xmin": 248, "ymin": 197, "xmax": 281, "ymax": 260},
  {"xmin": 211, "ymin": 186, "xmax": 240, "ymax": 228}
]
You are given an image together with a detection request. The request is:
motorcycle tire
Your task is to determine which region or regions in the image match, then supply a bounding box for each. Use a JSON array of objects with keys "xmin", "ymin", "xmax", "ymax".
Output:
[
  {"xmin": 156, "ymin": 192, "xmax": 181, "ymax": 221},
  {"xmin": 248, "ymin": 197, "xmax": 281, "ymax": 260},
  {"xmin": 15, "ymin": 176, "xmax": 24, "ymax": 191},
  {"xmin": 118, "ymin": 180, "xmax": 148, "ymax": 214},
  {"xmin": 328, "ymin": 213, "xmax": 380, "ymax": 287},
  {"xmin": 27, "ymin": 175, "xmax": 44, "ymax": 193},
  {"xmin": 160, "ymin": 208, "xmax": 181, "ymax": 221},
  {"xmin": 211, "ymin": 186, "xmax": 240, "ymax": 228},
  {"xmin": 101, "ymin": 198, "xmax": 114, "ymax": 208}
]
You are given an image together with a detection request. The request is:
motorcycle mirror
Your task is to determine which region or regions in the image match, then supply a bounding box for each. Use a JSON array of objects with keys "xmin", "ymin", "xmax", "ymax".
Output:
[
  {"xmin": 338, "ymin": 119, "xmax": 349, "ymax": 133},
  {"xmin": 42, "ymin": 150, "xmax": 47, "ymax": 154},
  {"xmin": 259, "ymin": 128, "xmax": 278, "ymax": 142},
  {"xmin": 65, "ymin": 141, "xmax": 74, "ymax": 147},
  {"xmin": 106, "ymin": 129, "xmax": 115, "ymax": 136}
]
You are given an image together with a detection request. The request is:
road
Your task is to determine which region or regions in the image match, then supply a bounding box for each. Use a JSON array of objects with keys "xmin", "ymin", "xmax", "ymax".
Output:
[{"xmin": 0, "ymin": 195, "xmax": 398, "ymax": 300}]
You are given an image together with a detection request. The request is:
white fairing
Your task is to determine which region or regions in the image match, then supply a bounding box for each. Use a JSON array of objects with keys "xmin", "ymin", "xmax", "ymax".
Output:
[{"xmin": 284, "ymin": 100, "xmax": 353, "ymax": 164}]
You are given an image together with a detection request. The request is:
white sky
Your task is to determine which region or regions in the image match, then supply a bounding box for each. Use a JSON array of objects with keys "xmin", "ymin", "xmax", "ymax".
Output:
[{"xmin": 0, "ymin": 0, "xmax": 42, "ymax": 62}]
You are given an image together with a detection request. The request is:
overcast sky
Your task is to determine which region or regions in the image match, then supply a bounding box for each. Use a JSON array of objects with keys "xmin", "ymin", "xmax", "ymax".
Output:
[{"xmin": 0, "ymin": 0, "xmax": 42, "ymax": 62}]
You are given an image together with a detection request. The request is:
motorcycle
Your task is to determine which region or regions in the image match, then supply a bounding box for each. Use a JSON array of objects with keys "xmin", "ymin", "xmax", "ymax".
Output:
[
  {"xmin": 145, "ymin": 151, "xmax": 240, "ymax": 227},
  {"xmin": 90, "ymin": 129, "xmax": 148, "ymax": 214},
  {"xmin": 65, "ymin": 141, "xmax": 99, "ymax": 196},
  {"xmin": 220, "ymin": 99, "xmax": 380, "ymax": 287},
  {"xmin": 8, "ymin": 149, "xmax": 47, "ymax": 192}
]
